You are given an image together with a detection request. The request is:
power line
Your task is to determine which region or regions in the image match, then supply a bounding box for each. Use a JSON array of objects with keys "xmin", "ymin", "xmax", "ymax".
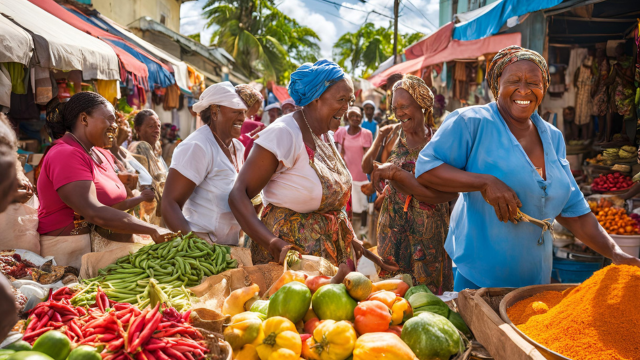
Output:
[
  {"xmin": 318, "ymin": 8, "xmax": 362, "ymax": 25},
  {"xmin": 402, "ymin": 0, "xmax": 438, "ymax": 30},
  {"xmin": 311, "ymin": 0, "xmax": 394, "ymax": 19}
]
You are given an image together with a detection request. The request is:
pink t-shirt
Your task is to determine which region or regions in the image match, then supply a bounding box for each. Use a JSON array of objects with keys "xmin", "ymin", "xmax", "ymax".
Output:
[
  {"xmin": 334, "ymin": 126, "xmax": 372, "ymax": 182},
  {"xmin": 37, "ymin": 135, "xmax": 127, "ymax": 234}
]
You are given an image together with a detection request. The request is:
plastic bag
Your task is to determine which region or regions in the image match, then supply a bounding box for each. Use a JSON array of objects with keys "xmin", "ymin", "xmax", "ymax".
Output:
[{"xmin": 0, "ymin": 195, "xmax": 40, "ymax": 254}]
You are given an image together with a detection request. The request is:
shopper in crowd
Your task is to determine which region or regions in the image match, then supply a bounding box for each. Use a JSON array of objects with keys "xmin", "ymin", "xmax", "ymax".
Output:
[
  {"xmin": 361, "ymin": 100, "xmax": 379, "ymax": 141},
  {"xmin": 236, "ymin": 84, "xmax": 266, "ymax": 161},
  {"xmin": 161, "ymin": 123, "xmax": 180, "ymax": 165},
  {"xmin": 335, "ymin": 107, "xmax": 372, "ymax": 236},
  {"xmin": 37, "ymin": 93, "xmax": 171, "ymax": 269},
  {"xmin": 591, "ymin": 47, "xmax": 609, "ymax": 143},
  {"xmin": 264, "ymin": 103, "xmax": 282, "ymax": 124},
  {"xmin": 0, "ymin": 113, "xmax": 19, "ymax": 341},
  {"xmin": 433, "ymin": 94, "xmax": 450, "ymax": 129},
  {"xmin": 365, "ymin": 75, "xmax": 456, "ymax": 292},
  {"xmin": 281, "ymin": 98, "xmax": 298, "ymax": 115},
  {"xmin": 162, "ymin": 82, "xmax": 248, "ymax": 245},
  {"xmin": 128, "ymin": 110, "xmax": 168, "ymax": 226},
  {"xmin": 230, "ymin": 60, "xmax": 398, "ymax": 278},
  {"xmin": 375, "ymin": 46, "xmax": 640, "ymax": 291}
]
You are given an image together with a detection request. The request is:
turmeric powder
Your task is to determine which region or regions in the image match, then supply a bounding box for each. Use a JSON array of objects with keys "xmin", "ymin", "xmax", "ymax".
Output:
[
  {"xmin": 506, "ymin": 291, "xmax": 565, "ymax": 325},
  {"xmin": 518, "ymin": 265, "xmax": 640, "ymax": 360}
]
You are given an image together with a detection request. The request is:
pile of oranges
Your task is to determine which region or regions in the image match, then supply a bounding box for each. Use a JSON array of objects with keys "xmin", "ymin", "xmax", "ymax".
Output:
[{"xmin": 591, "ymin": 198, "xmax": 638, "ymax": 235}]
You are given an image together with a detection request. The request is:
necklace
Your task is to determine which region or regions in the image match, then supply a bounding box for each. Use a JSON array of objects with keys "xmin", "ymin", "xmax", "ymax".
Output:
[
  {"xmin": 211, "ymin": 131, "xmax": 239, "ymax": 173},
  {"xmin": 301, "ymin": 109, "xmax": 339, "ymax": 173},
  {"xmin": 69, "ymin": 132, "xmax": 101, "ymax": 165}
]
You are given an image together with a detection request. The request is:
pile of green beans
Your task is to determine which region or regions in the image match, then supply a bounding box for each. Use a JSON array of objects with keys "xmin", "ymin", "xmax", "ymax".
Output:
[{"xmin": 74, "ymin": 233, "xmax": 237, "ymax": 309}]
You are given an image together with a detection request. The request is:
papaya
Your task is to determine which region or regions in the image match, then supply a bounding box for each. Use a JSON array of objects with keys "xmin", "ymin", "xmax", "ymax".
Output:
[
  {"xmin": 67, "ymin": 346, "xmax": 101, "ymax": 360},
  {"xmin": 224, "ymin": 284, "xmax": 261, "ymax": 317},
  {"xmin": 3, "ymin": 341, "xmax": 31, "ymax": 352},
  {"xmin": 447, "ymin": 311, "xmax": 471, "ymax": 337},
  {"xmin": 6, "ymin": 352, "xmax": 53, "ymax": 360},
  {"xmin": 343, "ymin": 273, "xmax": 372, "ymax": 301},
  {"xmin": 268, "ymin": 282, "xmax": 312, "ymax": 324},
  {"xmin": 268, "ymin": 271, "xmax": 308, "ymax": 297},
  {"xmin": 311, "ymin": 284, "xmax": 357, "ymax": 321},
  {"xmin": 372, "ymin": 280, "xmax": 409, "ymax": 297},
  {"xmin": 408, "ymin": 293, "xmax": 450, "ymax": 318},
  {"xmin": 305, "ymin": 276, "xmax": 332, "ymax": 294},
  {"xmin": 401, "ymin": 313, "xmax": 462, "ymax": 360},
  {"xmin": 367, "ymin": 291, "xmax": 397, "ymax": 308},
  {"xmin": 31, "ymin": 331, "xmax": 71, "ymax": 360}
]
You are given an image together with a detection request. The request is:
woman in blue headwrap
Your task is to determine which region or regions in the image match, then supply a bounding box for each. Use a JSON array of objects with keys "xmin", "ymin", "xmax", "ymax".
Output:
[{"xmin": 230, "ymin": 60, "xmax": 398, "ymax": 276}]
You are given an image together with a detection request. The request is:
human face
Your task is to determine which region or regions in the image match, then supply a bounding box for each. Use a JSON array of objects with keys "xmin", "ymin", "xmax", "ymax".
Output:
[
  {"xmin": 268, "ymin": 108, "xmax": 281, "ymax": 123},
  {"xmin": 116, "ymin": 120, "xmax": 131, "ymax": 146},
  {"xmin": 363, "ymin": 104, "xmax": 375, "ymax": 120},
  {"xmin": 247, "ymin": 101, "xmax": 261, "ymax": 118},
  {"xmin": 347, "ymin": 111, "xmax": 363, "ymax": 128},
  {"xmin": 282, "ymin": 103, "xmax": 296, "ymax": 115},
  {"xmin": 79, "ymin": 103, "xmax": 117, "ymax": 148},
  {"xmin": 497, "ymin": 60, "xmax": 544, "ymax": 124},
  {"xmin": 213, "ymin": 104, "xmax": 246, "ymax": 140},
  {"xmin": 0, "ymin": 155, "xmax": 17, "ymax": 213},
  {"xmin": 392, "ymin": 88, "xmax": 424, "ymax": 132},
  {"xmin": 311, "ymin": 78, "xmax": 354, "ymax": 132},
  {"xmin": 136, "ymin": 114, "xmax": 161, "ymax": 146}
]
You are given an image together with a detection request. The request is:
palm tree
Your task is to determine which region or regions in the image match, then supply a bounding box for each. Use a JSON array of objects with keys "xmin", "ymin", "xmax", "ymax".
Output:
[
  {"xmin": 203, "ymin": 0, "xmax": 320, "ymax": 81},
  {"xmin": 333, "ymin": 22, "xmax": 424, "ymax": 77}
]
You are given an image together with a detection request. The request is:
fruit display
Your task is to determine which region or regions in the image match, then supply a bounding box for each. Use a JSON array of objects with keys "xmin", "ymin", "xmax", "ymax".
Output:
[
  {"xmin": 590, "ymin": 198, "xmax": 639, "ymax": 235},
  {"xmin": 591, "ymin": 172, "xmax": 633, "ymax": 192},
  {"xmin": 224, "ymin": 272, "xmax": 470, "ymax": 360}
]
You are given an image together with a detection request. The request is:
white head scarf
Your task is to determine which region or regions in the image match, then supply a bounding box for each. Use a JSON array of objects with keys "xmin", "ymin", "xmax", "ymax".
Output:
[
  {"xmin": 264, "ymin": 103, "xmax": 281, "ymax": 111},
  {"xmin": 347, "ymin": 106, "xmax": 362, "ymax": 115},
  {"xmin": 282, "ymin": 98, "xmax": 296, "ymax": 106},
  {"xmin": 192, "ymin": 82, "xmax": 247, "ymax": 114}
]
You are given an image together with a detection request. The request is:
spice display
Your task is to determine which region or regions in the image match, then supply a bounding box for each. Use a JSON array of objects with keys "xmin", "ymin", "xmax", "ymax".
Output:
[
  {"xmin": 506, "ymin": 291, "xmax": 565, "ymax": 326},
  {"xmin": 1, "ymin": 252, "xmax": 37, "ymax": 278},
  {"xmin": 515, "ymin": 265, "xmax": 640, "ymax": 360}
]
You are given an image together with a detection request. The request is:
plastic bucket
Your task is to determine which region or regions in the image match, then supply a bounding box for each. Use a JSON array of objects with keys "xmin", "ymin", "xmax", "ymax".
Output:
[
  {"xmin": 552, "ymin": 257, "xmax": 602, "ymax": 283},
  {"xmin": 610, "ymin": 234, "xmax": 640, "ymax": 258}
]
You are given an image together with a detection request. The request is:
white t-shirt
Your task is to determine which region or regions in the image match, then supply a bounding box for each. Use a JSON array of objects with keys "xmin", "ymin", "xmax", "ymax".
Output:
[
  {"xmin": 254, "ymin": 114, "xmax": 323, "ymax": 213},
  {"xmin": 170, "ymin": 126, "xmax": 245, "ymax": 245}
]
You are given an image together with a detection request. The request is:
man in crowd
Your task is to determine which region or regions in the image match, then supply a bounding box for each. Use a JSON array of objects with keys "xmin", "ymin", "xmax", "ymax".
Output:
[
  {"xmin": 281, "ymin": 98, "xmax": 298, "ymax": 115},
  {"xmin": 361, "ymin": 100, "xmax": 379, "ymax": 141},
  {"xmin": 264, "ymin": 103, "xmax": 282, "ymax": 124}
]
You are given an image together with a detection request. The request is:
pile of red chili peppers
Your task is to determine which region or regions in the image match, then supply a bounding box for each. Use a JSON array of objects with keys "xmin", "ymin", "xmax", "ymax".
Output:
[{"xmin": 23, "ymin": 286, "xmax": 209, "ymax": 360}]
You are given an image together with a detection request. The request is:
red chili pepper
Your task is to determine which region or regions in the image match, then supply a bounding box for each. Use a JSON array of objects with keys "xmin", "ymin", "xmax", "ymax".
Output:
[
  {"xmin": 113, "ymin": 303, "xmax": 131, "ymax": 311},
  {"xmin": 36, "ymin": 310, "xmax": 54, "ymax": 331},
  {"xmin": 77, "ymin": 307, "xmax": 87, "ymax": 316},
  {"xmin": 48, "ymin": 302, "xmax": 79, "ymax": 316},
  {"xmin": 181, "ymin": 310, "xmax": 191, "ymax": 323},
  {"xmin": 23, "ymin": 326, "xmax": 54, "ymax": 342},
  {"xmin": 80, "ymin": 335, "xmax": 98, "ymax": 344},
  {"xmin": 152, "ymin": 350, "xmax": 170, "ymax": 360},
  {"xmin": 84, "ymin": 316, "xmax": 114, "ymax": 329},
  {"xmin": 47, "ymin": 321, "xmax": 64, "ymax": 329},
  {"xmin": 119, "ymin": 313, "xmax": 132, "ymax": 325},
  {"xmin": 52, "ymin": 312, "xmax": 62, "ymax": 322},
  {"xmin": 25, "ymin": 314, "xmax": 39, "ymax": 333},
  {"xmin": 70, "ymin": 320, "xmax": 84, "ymax": 340},
  {"xmin": 65, "ymin": 329, "xmax": 76, "ymax": 342},
  {"xmin": 107, "ymin": 338, "xmax": 125, "ymax": 352},
  {"xmin": 32, "ymin": 306, "xmax": 48, "ymax": 317},
  {"xmin": 185, "ymin": 353, "xmax": 196, "ymax": 360},
  {"xmin": 164, "ymin": 349, "xmax": 187, "ymax": 360},
  {"xmin": 142, "ymin": 344, "xmax": 165, "ymax": 351},
  {"xmin": 142, "ymin": 350, "xmax": 156, "ymax": 360},
  {"xmin": 60, "ymin": 315, "xmax": 76, "ymax": 322},
  {"xmin": 130, "ymin": 310, "xmax": 161, "ymax": 353},
  {"xmin": 193, "ymin": 349, "xmax": 205, "ymax": 359}
]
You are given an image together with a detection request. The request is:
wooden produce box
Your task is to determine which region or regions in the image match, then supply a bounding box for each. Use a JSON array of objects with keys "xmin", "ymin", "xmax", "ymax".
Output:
[{"xmin": 457, "ymin": 288, "xmax": 546, "ymax": 360}]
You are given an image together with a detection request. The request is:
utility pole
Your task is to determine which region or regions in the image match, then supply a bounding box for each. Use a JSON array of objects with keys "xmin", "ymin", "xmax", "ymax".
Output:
[{"xmin": 393, "ymin": 0, "xmax": 399, "ymax": 64}]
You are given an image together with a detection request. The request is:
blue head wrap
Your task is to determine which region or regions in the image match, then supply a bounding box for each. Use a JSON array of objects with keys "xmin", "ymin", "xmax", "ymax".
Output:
[{"xmin": 287, "ymin": 59, "xmax": 346, "ymax": 107}]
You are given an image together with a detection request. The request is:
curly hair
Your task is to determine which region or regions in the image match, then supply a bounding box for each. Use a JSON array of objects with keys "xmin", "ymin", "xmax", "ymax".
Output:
[{"xmin": 45, "ymin": 92, "xmax": 110, "ymax": 140}]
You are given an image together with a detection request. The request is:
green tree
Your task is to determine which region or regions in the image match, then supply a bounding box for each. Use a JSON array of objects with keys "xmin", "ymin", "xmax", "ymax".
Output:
[
  {"xmin": 333, "ymin": 22, "xmax": 424, "ymax": 77},
  {"xmin": 203, "ymin": 0, "xmax": 320, "ymax": 82}
]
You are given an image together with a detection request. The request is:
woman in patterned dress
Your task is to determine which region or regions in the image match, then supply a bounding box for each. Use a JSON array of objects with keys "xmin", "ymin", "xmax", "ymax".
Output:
[
  {"xmin": 230, "ymin": 60, "xmax": 397, "ymax": 279},
  {"xmin": 368, "ymin": 75, "xmax": 458, "ymax": 293}
]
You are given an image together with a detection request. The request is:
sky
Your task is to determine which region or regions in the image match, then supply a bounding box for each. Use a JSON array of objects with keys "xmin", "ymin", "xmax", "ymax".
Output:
[{"xmin": 180, "ymin": 0, "xmax": 440, "ymax": 59}]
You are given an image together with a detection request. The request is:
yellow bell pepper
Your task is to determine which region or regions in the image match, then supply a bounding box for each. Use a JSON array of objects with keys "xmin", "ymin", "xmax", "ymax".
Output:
[
  {"xmin": 256, "ymin": 316, "xmax": 302, "ymax": 360},
  {"xmin": 234, "ymin": 344, "xmax": 260, "ymax": 360},
  {"xmin": 390, "ymin": 298, "xmax": 412, "ymax": 326},
  {"xmin": 224, "ymin": 312, "xmax": 264, "ymax": 351},
  {"xmin": 302, "ymin": 320, "xmax": 357, "ymax": 360},
  {"xmin": 353, "ymin": 333, "xmax": 418, "ymax": 360}
]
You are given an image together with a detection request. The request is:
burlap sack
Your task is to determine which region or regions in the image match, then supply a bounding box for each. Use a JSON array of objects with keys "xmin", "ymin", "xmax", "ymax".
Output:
[
  {"xmin": 79, "ymin": 242, "xmax": 146, "ymax": 280},
  {"xmin": 0, "ymin": 196, "xmax": 40, "ymax": 254}
]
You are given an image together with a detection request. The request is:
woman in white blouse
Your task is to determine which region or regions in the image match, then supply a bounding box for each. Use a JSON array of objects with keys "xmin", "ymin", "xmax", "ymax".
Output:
[{"xmin": 162, "ymin": 82, "xmax": 247, "ymax": 245}]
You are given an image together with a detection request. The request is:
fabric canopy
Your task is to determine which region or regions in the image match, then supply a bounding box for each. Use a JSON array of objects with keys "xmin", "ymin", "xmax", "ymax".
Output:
[
  {"xmin": 0, "ymin": 0, "xmax": 119, "ymax": 80},
  {"xmin": 29, "ymin": 0, "xmax": 149, "ymax": 85},
  {"xmin": 0, "ymin": 15, "xmax": 33, "ymax": 65},
  {"xmin": 272, "ymin": 84, "xmax": 291, "ymax": 102},
  {"xmin": 64, "ymin": 6, "xmax": 174, "ymax": 89},
  {"xmin": 452, "ymin": 0, "xmax": 562, "ymax": 41},
  {"xmin": 404, "ymin": 22, "xmax": 454, "ymax": 61},
  {"xmin": 368, "ymin": 32, "xmax": 521, "ymax": 87}
]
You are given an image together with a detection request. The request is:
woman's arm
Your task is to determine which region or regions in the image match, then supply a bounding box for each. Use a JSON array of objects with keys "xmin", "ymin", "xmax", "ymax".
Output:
[
  {"xmin": 362, "ymin": 125, "xmax": 396, "ymax": 174},
  {"xmin": 419, "ymin": 164, "xmax": 522, "ymax": 222},
  {"xmin": 161, "ymin": 169, "xmax": 198, "ymax": 234},
  {"xmin": 57, "ymin": 181, "xmax": 170, "ymax": 243},
  {"xmin": 556, "ymin": 213, "xmax": 640, "ymax": 267},
  {"xmin": 371, "ymin": 162, "xmax": 458, "ymax": 204},
  {"xmin": 229, "ymin": 145, "xmax": 292, "ymax": 263},
  {"xmin": 112, "ymin": 189, "xmax": 155, "ymax": 211}
]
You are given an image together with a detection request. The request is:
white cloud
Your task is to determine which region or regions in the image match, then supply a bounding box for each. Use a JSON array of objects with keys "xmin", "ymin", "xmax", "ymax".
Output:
[
  {"xmin": 278, "ymin": 0, "xmax": 340, "ymax": 59},
  {"xmin": 180, "ymin": 0, "xmax": 215, "ymax": 45},
  {"xmin": 338, "ymin": 0, "xmax": 439, "ymax": 36}
]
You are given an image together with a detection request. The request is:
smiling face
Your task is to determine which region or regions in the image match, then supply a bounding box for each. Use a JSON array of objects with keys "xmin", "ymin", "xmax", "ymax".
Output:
[
  {"xmin": 213, "ymin": 104, "xmax": 246, "ymax": 139},
  {"xmin": 311, "ymin": 78, "xmax": 354, "ymax": 132},
  {"xmin": 81, "ymin": 103, "xmax": 117, "ymax": 148},
  {"xmin": 136, "ymin": 114, "xmax": 161, "ymax": 146},
  {"xmin": 497, "ymin": 60, "xmax": 544, "ymax": 124},
  {"xmin": 392, "ymin": 88, "xmax": 424, "ymax": 131},
  {"xmin": 363, "ymin": 104, "xmax": 375, "ymax": 120},
  {"xmin": 347, "ymin": 111, "xmax": 363, "ymax": 127}
]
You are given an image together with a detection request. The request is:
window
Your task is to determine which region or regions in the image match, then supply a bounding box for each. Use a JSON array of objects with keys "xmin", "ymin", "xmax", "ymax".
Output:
[{"xmin": 160, "ymin": 14, "xmax": 167, "ymax": 25}]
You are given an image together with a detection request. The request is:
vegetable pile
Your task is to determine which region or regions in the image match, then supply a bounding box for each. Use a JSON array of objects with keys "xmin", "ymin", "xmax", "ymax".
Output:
[
  {"xmin": 591, "ymin": 172, "xmax": 633, "ymax": 192},
  {"xmin": 223, "ymin": 270, "xmax": 469, "ymax": 360},
  {"xmin": 590, "ymin": 198, "xmax": 638, "ymax": 235},
  {"xmin": 75, "ymin": 233, "xmax": 237, "ymax": 310},
  {"xmin": 15, "ymin": 286, "xmax": 209, "ymax": 360}
]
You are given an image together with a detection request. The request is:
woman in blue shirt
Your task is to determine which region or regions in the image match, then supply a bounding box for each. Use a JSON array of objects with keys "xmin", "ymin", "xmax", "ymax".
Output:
[{"xmin": 372, "ymin": 46, "xmax": 640, "ymax": 290}]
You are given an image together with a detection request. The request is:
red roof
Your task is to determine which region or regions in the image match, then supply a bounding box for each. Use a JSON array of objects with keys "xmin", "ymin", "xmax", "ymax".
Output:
[
  {"xmin": 272, "ymin": 84, "xmax": 291, "ymax": 102},
  {"xmin": 404, "ymin": 22, "xmax": 454, "ymax": 61}
]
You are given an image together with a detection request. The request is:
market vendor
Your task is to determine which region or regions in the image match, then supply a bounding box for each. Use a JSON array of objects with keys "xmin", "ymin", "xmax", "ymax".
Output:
[
  {"xmin": 37, "ymin": 92, "xmax": 172, "ymax": 269},
  {"xmin": 229, "ymin": 60, "xmax": 398, "ymax": 274},
  {"xmin": 372, "ymin": 46, "xmax": 640, "ymax": 291},
  {"xmin": 162, "ymin": 82, "xmax": 247, "ymax": 245}
]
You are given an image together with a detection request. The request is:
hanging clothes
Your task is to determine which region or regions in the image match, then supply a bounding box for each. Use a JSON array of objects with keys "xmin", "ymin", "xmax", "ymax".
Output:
[
  {"xmin": 2, "ymin": 63, "xmax": 27, "ymax": 94},
  {"xmin": 94, "ymin": 80, "xmax": 119, "ymax": 105},
  {"xmin": 0, "ymin": 65, "xmax": 10, "ymax": 108},
  {"xmin": 31, "ymin": 66, "xmax": 54, "ymax": 105},
  {"xmin": 163, "ymin": 84, "xmax": 180, "ymax": 110},
  {"xmin": 574, "ymin": 57, "xmax": 594, "ymax": 126},
  {"xmin": 453, "ymin": 61, "xmax": 469, "ymax": 101}
]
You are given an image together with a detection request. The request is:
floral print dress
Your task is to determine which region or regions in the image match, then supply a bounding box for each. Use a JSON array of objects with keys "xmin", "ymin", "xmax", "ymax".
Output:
[
  {"xmin": 377, "ymin": 129, "xmax": 453, "ymax": 294},
  {"xmin": 250, "ymin": 135, "xmax": 356, "ymax": 266}
]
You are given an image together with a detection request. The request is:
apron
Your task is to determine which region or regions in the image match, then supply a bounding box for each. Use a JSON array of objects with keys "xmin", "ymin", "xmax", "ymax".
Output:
[{"xmin": 250, "ymin": 136, "xmax": 356, "ymax": 266}]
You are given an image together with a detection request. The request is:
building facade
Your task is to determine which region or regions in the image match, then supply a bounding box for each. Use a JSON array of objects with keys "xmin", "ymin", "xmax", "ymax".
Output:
[{"xmin": 90, "ymin": 0, "xmax": 189, "ymax": 33}]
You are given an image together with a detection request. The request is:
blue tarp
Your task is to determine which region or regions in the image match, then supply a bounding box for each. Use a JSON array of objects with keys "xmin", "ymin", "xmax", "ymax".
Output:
[
  {"xmin": 452, "ymin": 0, "xmax": 563, "ymax": 41},
  {"xmin": 65, "ymin": 7, "xmax": 175, "ymax": 88}
]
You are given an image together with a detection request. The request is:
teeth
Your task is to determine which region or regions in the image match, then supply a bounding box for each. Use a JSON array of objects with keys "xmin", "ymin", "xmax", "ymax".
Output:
[{"xmin": 515, "ymin": 100, "xmax": 531, "ymax": 105}]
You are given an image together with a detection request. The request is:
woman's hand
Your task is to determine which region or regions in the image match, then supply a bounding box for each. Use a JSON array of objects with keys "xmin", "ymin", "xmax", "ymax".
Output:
[
  {"xmin": 13, "ymin": 178, "xmax": 34, "ymax": 204},
  {"xmin": 481, "ymin": 176, "xmax": 522, "ymax": 223},
  {"xmin": 269, "ymin": 238, "xmax": 296, "ymax": 264},
  {"xmin": 140, "ymin": 189, "xmax": 155, "ymax": 203},
  {"xmin": 150, "ymin": 227, "xmax": 174, "ymax": 243},
  {"xmin": 378, "ymin": 124, "xmax": 397, "ymax": 139},
  {"xmin": 612, "ymin": 248, "xmax": 640, "ymax": 268},
  {"xmin": 371, "ymin": 162, "xmax": 400, "ymax": 193}
]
